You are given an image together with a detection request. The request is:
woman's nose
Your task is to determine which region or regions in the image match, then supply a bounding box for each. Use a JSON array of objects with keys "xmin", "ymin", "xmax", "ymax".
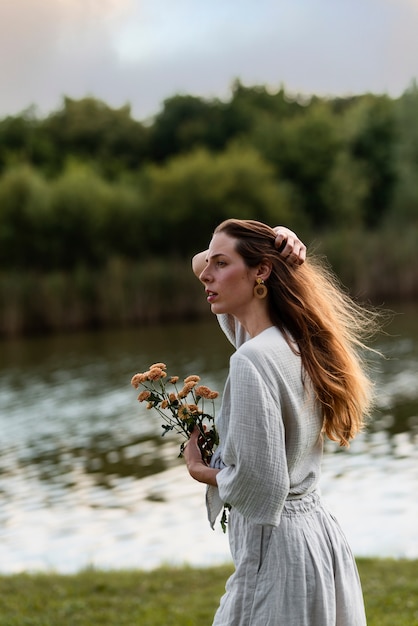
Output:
[{"xmin": 199, "ymin": 266, "xmax": 210, "ymax": 283}]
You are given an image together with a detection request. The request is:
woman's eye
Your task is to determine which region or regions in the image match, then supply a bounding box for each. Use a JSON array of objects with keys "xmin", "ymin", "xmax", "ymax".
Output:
[{"xmin": 217, "ymin": 261, "xmax": 226, "ymax": 267}]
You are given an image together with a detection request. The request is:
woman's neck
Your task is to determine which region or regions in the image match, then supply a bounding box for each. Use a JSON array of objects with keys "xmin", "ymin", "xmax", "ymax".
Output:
[{"xmin": 235, "ymin": 307, "xmax": 274, "ymax": 339}]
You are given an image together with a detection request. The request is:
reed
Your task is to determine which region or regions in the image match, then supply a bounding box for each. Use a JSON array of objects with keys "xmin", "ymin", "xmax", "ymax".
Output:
[
  {"xmin": 0, "ymin": 230, "xmax": 417, "ymax": 338},
  {"xmin": 314, "ymin": 226, "xmax": 418, "ymax": 303},
  {"xmin": 0, "ymin": 258, "xmax": 208, "ymax": 337}
]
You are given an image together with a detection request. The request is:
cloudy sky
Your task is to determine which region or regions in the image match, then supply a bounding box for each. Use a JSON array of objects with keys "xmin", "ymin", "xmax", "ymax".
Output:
[{"xmin": 1, "ymin": 0, "xmax": 418, "ymax": 121}]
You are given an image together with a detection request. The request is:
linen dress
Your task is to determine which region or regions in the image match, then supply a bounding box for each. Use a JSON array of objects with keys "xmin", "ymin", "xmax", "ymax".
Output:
[{"xmin": 206, "ymin": 316, "xmax": 367, "ymax": 626}]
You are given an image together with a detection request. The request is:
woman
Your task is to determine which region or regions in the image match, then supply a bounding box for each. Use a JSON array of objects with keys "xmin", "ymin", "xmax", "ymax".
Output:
[{"xmin": 184, "ymin": 219, "xmax": 374, "ymax": 626}]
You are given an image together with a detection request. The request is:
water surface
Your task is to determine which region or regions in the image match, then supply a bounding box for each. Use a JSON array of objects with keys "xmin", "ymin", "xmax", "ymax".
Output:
[{"xmin": 0, "ymin": 305, "xmax": 417, "ymax": 572}]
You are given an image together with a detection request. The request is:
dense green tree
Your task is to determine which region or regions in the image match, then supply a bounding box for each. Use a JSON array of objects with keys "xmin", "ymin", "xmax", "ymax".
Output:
[
  {"xmin": 147, "ymin": 83, "xmax": 304, "ymax": 164},
  {"xmin": 388, "ymin": 81, "xmax": 418, "ymax": 225},
  {"xmin": 248, "ymin": 102, "xmax": 341, "ymax": 228},
  {"xmin": 1, "ymin": 84, "xmax": 418, "ymax": 336},
  {"xmin": 320, "ymin": 150, "xmax": 370, "ymax": 228},
  {"xmin": 148, "ymin": 94, "xmax": 232, "ymax": 162},
  {"xmin": 0, "ymin": 165, "xmax": 51, "ymax": 268},
  {"xmin": 0, "ymin": 162, "xmax": 147, "ymax": 271},
  {"xmin": 0, "ymin": 107, "xmax": 41, "ymax": 172},
  {"xmin": 0, "ymin": 83, "xmax": 416, "ymax": 275},
  {"xmin": 41, "ymin": 97, "xmax": 149, "ymax": 177},
  {"xmin": 343, "ymin": 94, "xmax": 397, "ymax": 227},
  {"xmin": 226, "ymin": 81, "xmax": 304, "ymax": 132},
  {"xmin": 48, "ymin": 163, "xmax": 146, "ymax": 268},
  {"xmin": 141, "ymin": 145, "xmax": 299, "ymax": 255}
]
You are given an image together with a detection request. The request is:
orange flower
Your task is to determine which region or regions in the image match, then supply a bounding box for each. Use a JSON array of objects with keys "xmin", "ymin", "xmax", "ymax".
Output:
[
  {"xmin": 148, "ymin": 367, "xmax": 167, "ymax": 381},
  {"xmin": 195, "ymin": 385, "xmax": 219, "ymax": 400},
  {"xmin": 178, "ymin": 382, "xmax": 195, "ymax": 399},
  {"xmin": 168, "ymin": 376, "xmax": 179, "ymax": 384},
  {"xmin": 178, "ymin": 404, "xmax": 190, "ymax": 420},
  {"xmin": 161, "ymin": 399, "xmax": 169, "ymax": 409},
  {"xmin": 137, "ymin": 390, "xmax": 151, "ymax": 402},
  {"xmin": 184, "ymin": 375, "xmax": 200, "ymax": 384},
  {"xmin": 169, "ymin": 392, "xmax": 177, "ymax": 403},
  {"xmin": 187, "ymin": 404, "xmax": 200, "ymax": 414},
  {"xmin": 131, "ymin": 372, "xmax": 147, "ymax": 388},
  {"xmin": 150, "ymin": 362, "xmax": 167, "ymax": 370}
]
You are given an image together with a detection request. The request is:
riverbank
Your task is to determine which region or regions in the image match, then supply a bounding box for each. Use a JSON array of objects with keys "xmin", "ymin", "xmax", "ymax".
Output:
[{"xmin": 0, "ymin": 559, "xmax": 416, "ymax": 625}]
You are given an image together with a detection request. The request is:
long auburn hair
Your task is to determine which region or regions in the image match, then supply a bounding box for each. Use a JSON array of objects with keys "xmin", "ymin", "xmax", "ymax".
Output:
[{"xmin": 214, "ymin": 218, "xmax": 378, "ymax": 447}]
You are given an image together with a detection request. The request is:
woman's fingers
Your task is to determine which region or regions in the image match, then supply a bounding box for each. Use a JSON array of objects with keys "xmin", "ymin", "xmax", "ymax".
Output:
[{"xmin": 274, "ymin": 229, "xmax": 306, "ymax": 265}]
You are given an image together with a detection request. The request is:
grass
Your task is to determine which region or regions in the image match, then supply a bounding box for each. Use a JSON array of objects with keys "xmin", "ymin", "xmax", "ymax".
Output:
[{"xmin": 0, "ymin": 559, "xmax": 417, "ymax": 625}]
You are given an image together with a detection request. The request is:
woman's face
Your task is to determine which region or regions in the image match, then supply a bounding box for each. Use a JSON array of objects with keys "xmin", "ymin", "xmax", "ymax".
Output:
[{"xmin": 199, "ymin": 232, "xmax": 258, "ymax": 317}]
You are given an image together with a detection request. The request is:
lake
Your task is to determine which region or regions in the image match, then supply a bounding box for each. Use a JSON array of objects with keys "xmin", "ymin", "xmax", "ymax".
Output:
[{"xmin": 0, "ymin": 304, "xmax": 417, "ymax": 573}]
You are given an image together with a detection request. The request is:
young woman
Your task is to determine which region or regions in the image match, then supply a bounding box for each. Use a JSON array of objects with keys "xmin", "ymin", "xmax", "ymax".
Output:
[{"xmin": 184, "ymin": 219, "xmax": 374, "ymax": 626}]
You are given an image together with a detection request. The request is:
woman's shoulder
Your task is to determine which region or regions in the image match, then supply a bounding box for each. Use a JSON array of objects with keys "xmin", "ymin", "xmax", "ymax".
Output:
[
  {"xmin": 231, "ymin": 327, "xmax": 304, "ymax": 393},
  {"xmin": 234, "ymin": 327, "xmax": 295, "ymax": 365},
  {"xmin": 244, "ymin": 326, "xmax": 289, "ymax": 350}
]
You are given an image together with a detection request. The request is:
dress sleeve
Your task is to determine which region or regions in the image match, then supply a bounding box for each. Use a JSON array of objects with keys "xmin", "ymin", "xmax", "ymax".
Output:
[
  {"xmin": 217, "ymin": 314, "xmax": 249, "ymax": 349},
  {"xmin": 215, "ymin": 351, "xmax": 290, "ymax": 526}
]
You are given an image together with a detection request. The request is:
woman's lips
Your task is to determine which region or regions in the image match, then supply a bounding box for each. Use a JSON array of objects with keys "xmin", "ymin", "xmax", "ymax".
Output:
[{"xmin": 206, "ymin": 290, "xmax": 217, "ymax": 303}]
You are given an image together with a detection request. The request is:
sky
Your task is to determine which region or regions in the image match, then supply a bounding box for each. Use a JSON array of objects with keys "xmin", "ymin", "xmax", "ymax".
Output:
[{"xmin": 1, "ymin": 0, "xmax": 418, "ymax": 121}]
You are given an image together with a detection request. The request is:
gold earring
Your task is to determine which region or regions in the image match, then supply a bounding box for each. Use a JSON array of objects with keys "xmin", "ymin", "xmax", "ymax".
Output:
[{"xmin": 254, "ymin": 278, "xmax": 268, "ymax": 299}]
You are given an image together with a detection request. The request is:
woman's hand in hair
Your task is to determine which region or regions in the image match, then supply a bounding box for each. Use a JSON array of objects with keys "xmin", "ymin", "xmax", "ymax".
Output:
[
  {"xmin": 192, "ymin": 225, "xmax": 306, "ymax": 277},
  {"xmin": 273, "ymin": 227, "xmax": 306, "ymax": 265}
]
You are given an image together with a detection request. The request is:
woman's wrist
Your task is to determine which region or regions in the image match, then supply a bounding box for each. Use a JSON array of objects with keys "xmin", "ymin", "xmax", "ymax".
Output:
[
  {"xmin": 188, "ymin": 461, "xmax": 219, "ymax": 486},
  {"xmin": 191, "ymin": 250, "xmax": 207, "ymax": 277}
]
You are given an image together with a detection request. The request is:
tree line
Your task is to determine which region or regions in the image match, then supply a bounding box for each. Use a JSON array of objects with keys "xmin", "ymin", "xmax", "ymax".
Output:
[
  {"xmin": 1, "ymin": 80, "xmax": 418, "ymax": 270},
  {"xmin": 0, "ymin": 80, "xmax": 418, "ymax": 335}
]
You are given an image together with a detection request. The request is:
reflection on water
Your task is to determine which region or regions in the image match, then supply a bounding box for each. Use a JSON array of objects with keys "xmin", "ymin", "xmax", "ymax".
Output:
[
  {"xmin": 0, "ymin": 307, "xmax": 417, "ymax": 572},
  {"xmin": 0, "ymin": 320, "xmax": 229, "ymax": 484}
]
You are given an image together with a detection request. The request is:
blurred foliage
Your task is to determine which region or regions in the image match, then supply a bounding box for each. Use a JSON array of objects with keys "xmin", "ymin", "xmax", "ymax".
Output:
[
  {"xmin": 142, "ymin": 145, "xmax": 297, "ymax": 255},
  {"xmin": 389, "ymin": 80, "xmax": 418, "ymax": 226},
  {"xmin": 0, "ymin": 79, "xmax": 417, "ymax": 279}
]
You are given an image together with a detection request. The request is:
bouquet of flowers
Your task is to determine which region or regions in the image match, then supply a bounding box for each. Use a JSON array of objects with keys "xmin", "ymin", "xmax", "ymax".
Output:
[
  {"xmin": 131, "ymin": 362, "xmax": 220, "ymax": 463},
  {"xmin": 131, "ymin": 362, "xmax": 231, "ymax": 532}
]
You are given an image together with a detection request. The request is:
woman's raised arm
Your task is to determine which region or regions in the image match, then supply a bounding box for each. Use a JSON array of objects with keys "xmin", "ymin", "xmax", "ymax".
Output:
[{"xmin": 191, "ymin": 226, "xmax": 306, "ymax": 278}]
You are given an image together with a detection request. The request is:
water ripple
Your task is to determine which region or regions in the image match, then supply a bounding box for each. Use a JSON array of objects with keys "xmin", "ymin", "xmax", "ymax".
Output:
[{"xmin": 0, "ymin": 314, "xmax": 417, "ymax": 572}]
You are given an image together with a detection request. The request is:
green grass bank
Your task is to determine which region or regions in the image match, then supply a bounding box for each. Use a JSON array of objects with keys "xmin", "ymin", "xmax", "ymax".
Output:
[{"xmin": 0, "ymin": 559, "xmax": 416, "ymax": 625}]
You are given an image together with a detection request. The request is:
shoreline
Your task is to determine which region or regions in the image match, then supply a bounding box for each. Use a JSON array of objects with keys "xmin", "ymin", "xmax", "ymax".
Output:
[{"xmin": 2, "ymin": 439, "xmax": 418, "ymax": 576}]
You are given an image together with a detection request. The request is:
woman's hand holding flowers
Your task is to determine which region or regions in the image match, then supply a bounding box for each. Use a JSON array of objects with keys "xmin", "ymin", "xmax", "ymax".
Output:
[{"xmin": 183, "ymin": 428, "xmax": 219, "ymax": 487}]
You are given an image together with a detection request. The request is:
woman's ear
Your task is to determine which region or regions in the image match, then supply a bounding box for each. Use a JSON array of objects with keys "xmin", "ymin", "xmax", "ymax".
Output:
[{"xmin": 256, "ymin": 261, "xmax": 272, "ymax": 281}]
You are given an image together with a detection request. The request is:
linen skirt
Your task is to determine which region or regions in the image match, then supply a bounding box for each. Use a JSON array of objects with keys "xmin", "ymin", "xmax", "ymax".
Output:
[{"xmin": 212, "ymin": 492, "xmax": 367, "ymax": 626}]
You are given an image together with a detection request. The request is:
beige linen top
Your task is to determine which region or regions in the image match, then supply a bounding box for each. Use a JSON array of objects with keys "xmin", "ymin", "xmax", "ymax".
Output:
[{"xmin": 206, "ymin": 315, "xmax": 324, "ymax": 528}]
